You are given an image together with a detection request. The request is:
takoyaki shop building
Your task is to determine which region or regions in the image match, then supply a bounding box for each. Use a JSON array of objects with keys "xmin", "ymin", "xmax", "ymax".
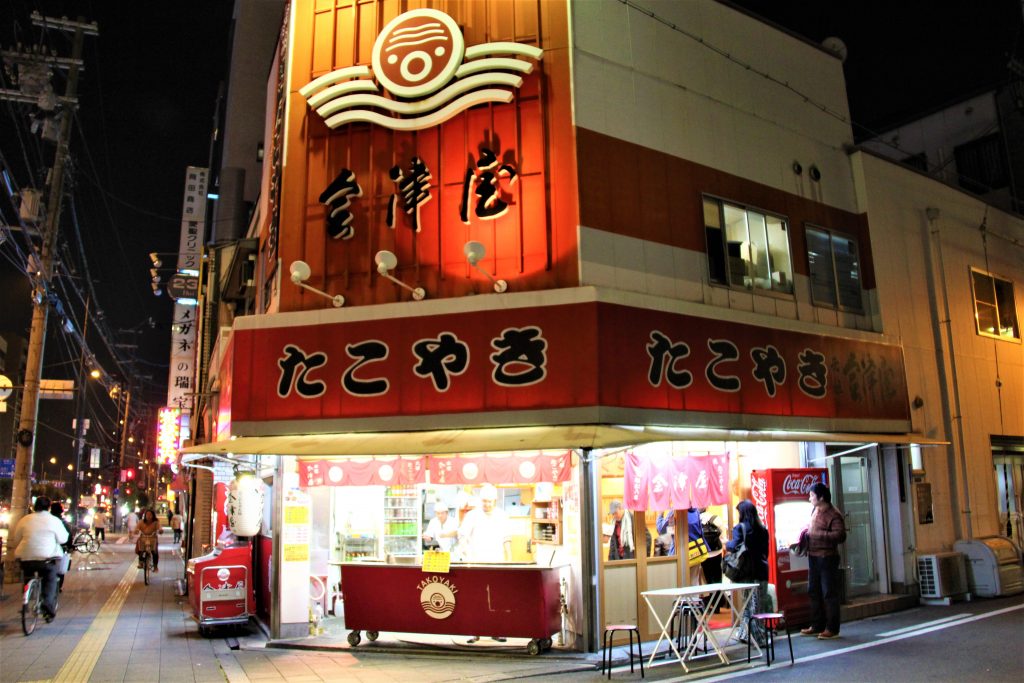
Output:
[{"xmin": 184, "ymin": 0, "xmax": 931, "ymax": 651}]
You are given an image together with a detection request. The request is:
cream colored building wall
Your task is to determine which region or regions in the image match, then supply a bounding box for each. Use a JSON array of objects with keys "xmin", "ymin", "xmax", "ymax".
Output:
[
  {"xmin": 570, "ymin": 0, "xmax": 880, "ymax": 332},
  {"xmin": 852, "ymin": 150, "xmax": 1024, "ymax": 550},
  {"xmin": 570, "ymin": 0, "xmax": 855, "ymax": 210}
]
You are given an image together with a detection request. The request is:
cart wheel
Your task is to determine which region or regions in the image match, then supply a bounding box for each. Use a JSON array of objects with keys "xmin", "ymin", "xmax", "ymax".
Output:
[
  {"xmin": 527, "ymin": 639, "xmax": 541, "ymax": 656},
  {"xmin": 347, "ymin": 630, "xmax": 362, "ymax": 647},
  {"xmin": 366, "ymin": 631, "xmax": 379, "ymax": 642},
  {"xmin": 540, "ymin": 637, "xmax": 552, "ymax": 650}
]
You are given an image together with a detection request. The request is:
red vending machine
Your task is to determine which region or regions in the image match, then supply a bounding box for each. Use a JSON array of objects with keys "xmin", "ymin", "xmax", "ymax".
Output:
[{"xmin": 751, "ymin": 468, "xmax": 828, "ymax": 624}]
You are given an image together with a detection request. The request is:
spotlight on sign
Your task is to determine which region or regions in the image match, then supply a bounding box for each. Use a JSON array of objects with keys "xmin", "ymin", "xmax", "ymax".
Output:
[
  {"xmin": 288, "ymin": 260, "xmax": 344, "ymax": 308},
  {"xmin": 463, "ymin": 241, "xmax": 507, "ymax": 293},
  {"xmin": 374, "ymin": 250, "xmax": 426, "ymax": 300}
]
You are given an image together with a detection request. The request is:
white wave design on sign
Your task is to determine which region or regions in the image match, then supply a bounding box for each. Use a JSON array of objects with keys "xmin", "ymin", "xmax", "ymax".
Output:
[{"xmin": 300, "ymin": 9, "xmax": 543, "ymax": 132}]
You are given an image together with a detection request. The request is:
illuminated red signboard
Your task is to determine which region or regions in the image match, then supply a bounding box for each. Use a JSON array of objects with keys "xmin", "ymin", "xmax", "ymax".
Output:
[
  {"xmin": 228, "ymin": 301, "xmax": 910, "ymax": 430},
  {"xmin": 157, "ymin": 407, "xmax": 181, "ymax": 465}
]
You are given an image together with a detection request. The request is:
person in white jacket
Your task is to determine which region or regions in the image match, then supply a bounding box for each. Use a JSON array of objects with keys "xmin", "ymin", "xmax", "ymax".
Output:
[{"xmin": 11, "ymin": 496, "xmax": 69, "ymax": 621}]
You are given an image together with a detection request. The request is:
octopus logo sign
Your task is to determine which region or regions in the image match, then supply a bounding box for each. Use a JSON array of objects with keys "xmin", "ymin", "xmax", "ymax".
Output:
[
  {"xmin": 299, "ymin": 8, "xmax": 542, "ymax": 131},
  {"xmin": 418, "ymin": 575, "xmax": 457, "ymax": 620}
]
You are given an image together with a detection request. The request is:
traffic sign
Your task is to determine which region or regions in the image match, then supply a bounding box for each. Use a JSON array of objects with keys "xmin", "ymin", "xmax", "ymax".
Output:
[{"xmin": 0, "ymin": 374, "xmax": 12, "ymax": 401}]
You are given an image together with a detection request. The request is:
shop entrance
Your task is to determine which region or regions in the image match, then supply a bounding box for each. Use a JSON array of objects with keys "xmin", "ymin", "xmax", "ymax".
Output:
[
  {"xmin": 994, "ymin": 457, "xmax": 1024, "ymax": 543},
  {"xmin": 828, "ymin": 448, "xmax": 881, "ymax": 598}
]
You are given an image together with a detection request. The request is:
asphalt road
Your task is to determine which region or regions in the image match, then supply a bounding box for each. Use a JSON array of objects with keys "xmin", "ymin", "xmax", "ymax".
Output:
[{"xmin": 564, "ymin": 595, "xmax": 1024, "ymax": 682}]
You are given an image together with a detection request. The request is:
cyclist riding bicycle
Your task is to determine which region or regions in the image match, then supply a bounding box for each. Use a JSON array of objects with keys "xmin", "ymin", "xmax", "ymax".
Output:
[
  {"xmin": 10, "ymin": 496, "xmax": 68, "ymax": 622},
  {"xmin": 135, "ymin": 509, "xmax": 161, "ymax": 572}
]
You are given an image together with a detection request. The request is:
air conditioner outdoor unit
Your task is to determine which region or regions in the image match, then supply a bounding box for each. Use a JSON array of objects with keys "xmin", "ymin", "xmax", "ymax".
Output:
[{"xmin": 918, "ymin": 552, "xmax": 969, "ymax": 604}]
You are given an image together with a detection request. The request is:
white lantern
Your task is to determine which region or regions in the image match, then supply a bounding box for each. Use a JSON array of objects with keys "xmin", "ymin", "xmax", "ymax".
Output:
[{"xmin": 227, "ymin": 473, "xmax": 263, "ymax": 537}]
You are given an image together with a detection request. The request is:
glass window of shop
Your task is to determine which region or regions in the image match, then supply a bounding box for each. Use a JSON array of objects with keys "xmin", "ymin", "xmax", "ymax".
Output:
[
  {"xmin": 288, "ymin": 459, "xmax": 573, "ymax": 575},
  {"xmin": 326, "ymin": 484, "xmax": 557, "ymax": 564},
  {"xmin": 599, "ymin": 442, "xmax": 740, "ymax": 639}
]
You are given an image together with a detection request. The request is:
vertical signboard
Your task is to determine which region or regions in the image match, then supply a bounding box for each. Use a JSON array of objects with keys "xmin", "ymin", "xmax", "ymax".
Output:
[
  {"xmin": 166, "ymin": 166, "xmax": 207, "ymax": 418},
  {"xmin": 280, "ymin": 488, "xmax": 312, "ymax": 624},
  {"xmin": 177, "ymin": 167, "xmax": 207, "ymax": 272}
]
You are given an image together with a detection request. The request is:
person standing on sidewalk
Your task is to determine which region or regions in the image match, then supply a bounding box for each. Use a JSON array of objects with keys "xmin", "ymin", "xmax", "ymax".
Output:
[
  {"xmin": 92, "ymin": 507, "xmax": 108, "ymax": 543},
  {"xmin": 10, "ymin": 496, "xmax": 68, "ymax": 621},
  {"xmin": 801, "ymin": 482, "xmax": 847, "ymax": 640},
  {"xmin": 726, "ymin": 500, "xmax": 769, "ymax": 645}
]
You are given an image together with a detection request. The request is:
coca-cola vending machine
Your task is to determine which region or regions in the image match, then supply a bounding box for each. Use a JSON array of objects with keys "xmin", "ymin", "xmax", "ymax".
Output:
[{"xmin": 751, "ymin": 468, "xmax": 828, "ymax": 624}]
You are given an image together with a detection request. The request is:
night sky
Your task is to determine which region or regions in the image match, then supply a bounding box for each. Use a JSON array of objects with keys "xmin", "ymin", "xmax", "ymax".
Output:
[
  {"xmin": 1, "ymin": 0, "xmax": 1020, "ymax": 476},
  {"xmin": 729, "ymin": 0, "xmax": 1023, "ymax": 138},
  {"xmin": 1, "ymin": 1, "xmax": 234, "ymax": 475}
]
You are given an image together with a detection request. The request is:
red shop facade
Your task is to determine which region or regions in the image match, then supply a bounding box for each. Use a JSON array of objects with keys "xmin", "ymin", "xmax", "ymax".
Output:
[{"xmin": 183, "ymin": 0, "xmax": 930, "ymax": 649}]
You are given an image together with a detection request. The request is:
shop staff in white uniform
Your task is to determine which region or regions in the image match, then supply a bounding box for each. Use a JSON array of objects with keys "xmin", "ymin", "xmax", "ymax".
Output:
[
  {"xmin": 422, "ymin": 498, "xmax": 458, "ymax": 552},
  {"xmin": 458, "ymin": 484, "xmax": 512, "ymax": 644},
  {"xmin": 458, "ymin": 484, "xmax": 512, "ymax": 563}
]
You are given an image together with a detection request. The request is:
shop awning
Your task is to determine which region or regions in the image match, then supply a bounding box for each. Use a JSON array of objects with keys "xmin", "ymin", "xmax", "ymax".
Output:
[{"xmin": 178, "ymin": 424, "xmax": 947, "ymax": 458}]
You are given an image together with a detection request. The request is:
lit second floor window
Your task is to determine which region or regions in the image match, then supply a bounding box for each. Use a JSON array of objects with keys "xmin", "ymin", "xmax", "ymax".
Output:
[
  {"xmin": 703, "ymin": 196, "xmax": 793, "ymax": 294},
  {"xmin": 971, "ymin": 269, "xmax": 1019, "ymax": 340},
  {"xmin": 806, "ymin": 226, "xmax": 863, "ymax": 311}
]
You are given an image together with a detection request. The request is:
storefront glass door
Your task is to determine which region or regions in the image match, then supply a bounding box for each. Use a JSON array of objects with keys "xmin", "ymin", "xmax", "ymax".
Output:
[
  {"xmin": 994, "ymin": 457, "xmax": 1024, "ymax": 543},
  {"xmin": 830, "ymin": 452, "xmax": 879, "ymax": 598}
]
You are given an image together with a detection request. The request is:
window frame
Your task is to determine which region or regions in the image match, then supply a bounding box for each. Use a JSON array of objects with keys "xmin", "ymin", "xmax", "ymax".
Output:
[
  {"xmin": 969, "ymin": 267, "xmax": 1020, "ymax": 342},
  {"xmin": 804, "ymin": 224, "xmax": 865, "ymax": 313},
  {"xmin": 702, "ymin": 194, "xmax": 795, "ymax": 297}
]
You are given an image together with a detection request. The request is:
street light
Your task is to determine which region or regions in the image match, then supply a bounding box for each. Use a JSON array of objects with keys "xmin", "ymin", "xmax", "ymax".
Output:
[{"xmin": 39, "ymin": 456, "xmax": 57, "ymax": 482}]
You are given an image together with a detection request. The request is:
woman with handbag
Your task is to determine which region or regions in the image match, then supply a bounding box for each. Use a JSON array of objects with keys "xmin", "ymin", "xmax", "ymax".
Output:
[{"xmin": 724, "ymin": 500, "xmax": 769, "ymax": 645}]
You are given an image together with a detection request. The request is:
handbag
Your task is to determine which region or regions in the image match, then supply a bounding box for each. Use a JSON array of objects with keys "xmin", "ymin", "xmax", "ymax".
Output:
[
  {"xmin": 687, "ymin": 537, "xmax": 709, "ymax": 565},
  {"xmin": 723, "ymin": 524, "xmax": 756, "ymax": 581},
  {"xmin": 702, "ymin": 515, "xmax": 723, "ymax": 551},
  {"xmin": 58, "ymin": 552, "xmax": 71, "ymax": 575}
]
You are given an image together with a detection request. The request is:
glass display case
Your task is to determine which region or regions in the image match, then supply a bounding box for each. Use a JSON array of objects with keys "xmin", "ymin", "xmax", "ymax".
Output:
[{"xmin": 384, "ymin": 485, "xmax": 420, "ymax": 557}]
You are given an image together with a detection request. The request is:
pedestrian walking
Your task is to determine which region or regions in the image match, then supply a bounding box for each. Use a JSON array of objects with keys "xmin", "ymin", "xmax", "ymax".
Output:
[
  {"xmin": 170, "ymin": 511, "xmax": 183, "ymax": 544},
  {"xmin": 125, "ymin": 509, "xmax": 139, "ymax": 537},
  {"xmin": 93, "ymin": 507, "xmax": 108, "ymax": 542},
  {"xmin": 800, "ymin": 482, "xmax": 847, "ymax": 640}
]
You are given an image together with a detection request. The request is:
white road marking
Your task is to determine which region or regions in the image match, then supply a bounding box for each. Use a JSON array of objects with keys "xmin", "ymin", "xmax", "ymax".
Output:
[
  {"xmin": 655, "ymin": 603, "xmax": 1024, "ymax": 682},
  {"xmin": 875, "ymin": 613, "xmax": 970, "ymax": 637}
]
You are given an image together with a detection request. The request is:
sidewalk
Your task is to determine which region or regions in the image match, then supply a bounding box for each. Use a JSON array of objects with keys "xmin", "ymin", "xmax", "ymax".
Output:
[{"xmin": 2, "ymin": 538, "xmax": 1021, "ymax": 682}]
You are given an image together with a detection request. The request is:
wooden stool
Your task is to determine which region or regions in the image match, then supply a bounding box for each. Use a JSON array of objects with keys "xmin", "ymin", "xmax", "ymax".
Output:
[
  {"xmin": 601, "ymin": 624, "xmax": 644, "ymax": 679},
  {"xmin": 746, "ymin": 612, "xmax": 793, "ymax": 666}
]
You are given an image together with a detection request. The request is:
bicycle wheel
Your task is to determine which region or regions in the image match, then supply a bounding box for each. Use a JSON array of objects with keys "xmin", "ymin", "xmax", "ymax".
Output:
[
  {"xmin": 22, "ymin": 579, "xmax": 40, "ymax": 635},
  {"xmin": 87, "ymin": 538, "xmax": 100, "ymax": 553},
  {"xmin": 143, "ymin": 553, "xmax": 151, "ymax": 585}
]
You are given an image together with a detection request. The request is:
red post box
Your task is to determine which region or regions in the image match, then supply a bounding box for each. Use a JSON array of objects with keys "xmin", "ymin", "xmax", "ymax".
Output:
[{"xmin": 187, "ymin": 542, "xmax": 255, "ymax": 636}]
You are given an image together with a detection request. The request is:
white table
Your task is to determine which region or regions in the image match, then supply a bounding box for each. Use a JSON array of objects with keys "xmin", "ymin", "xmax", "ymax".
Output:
[{"xmin": 641, "ymin": 582, "xmax": 760, "ymax": 672}]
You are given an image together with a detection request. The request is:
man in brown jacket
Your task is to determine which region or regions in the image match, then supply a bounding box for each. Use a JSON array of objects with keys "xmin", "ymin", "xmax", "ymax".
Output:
[{"xmin": 800, "ymin": 482, "xmax": 847, "ymax": 640}]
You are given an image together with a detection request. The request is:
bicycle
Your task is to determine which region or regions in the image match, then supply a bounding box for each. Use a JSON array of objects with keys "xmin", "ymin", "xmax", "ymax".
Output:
[
  {"xmin": 138, "ymin": 535, "xmax": 157, "ymax": 585},
  {"xmin": 72, "ymin": 529, "xmax": 99, "ymax": 554},
  {"xmin": 20, "ymin": 559, "xmax": 57, "ymax": 635}
]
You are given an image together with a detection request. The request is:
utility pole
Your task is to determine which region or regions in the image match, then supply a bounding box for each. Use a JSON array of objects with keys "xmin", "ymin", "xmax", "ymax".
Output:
[
  {"xmin": 114, "ymin": 387, "xmax": 132, "ymax": 529},
  {"xmin": 3, "ymin": 14, "xmax": 97, "ymax": 583},
  {"xmin": 68, "ymin": 295, "xmax": 92, "ymax": 526}
]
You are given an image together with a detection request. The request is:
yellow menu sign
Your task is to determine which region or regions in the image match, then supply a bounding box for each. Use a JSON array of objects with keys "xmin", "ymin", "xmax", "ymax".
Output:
[
  {"xmin": 285, "ymin": 505, "xmax": 309, "ymax": 525},
  {"xmin": 422, "ymin": 550, "xmax": 450, "ymax": 573},
  {"xmin": 284, "ymin": 544, "xmax": 309, "ymax": 562}
]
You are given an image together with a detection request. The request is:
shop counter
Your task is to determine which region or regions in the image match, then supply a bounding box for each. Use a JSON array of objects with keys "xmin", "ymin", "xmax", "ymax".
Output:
[{"xmin": 340, "ymin": 561, "xmax": 564, "ymax": 654}]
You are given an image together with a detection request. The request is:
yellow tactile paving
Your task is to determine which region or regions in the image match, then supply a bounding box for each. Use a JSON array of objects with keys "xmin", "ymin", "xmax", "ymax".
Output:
[{"xmin": 49, "ymin": 560, "xmax": 139, "ymax": 682}]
